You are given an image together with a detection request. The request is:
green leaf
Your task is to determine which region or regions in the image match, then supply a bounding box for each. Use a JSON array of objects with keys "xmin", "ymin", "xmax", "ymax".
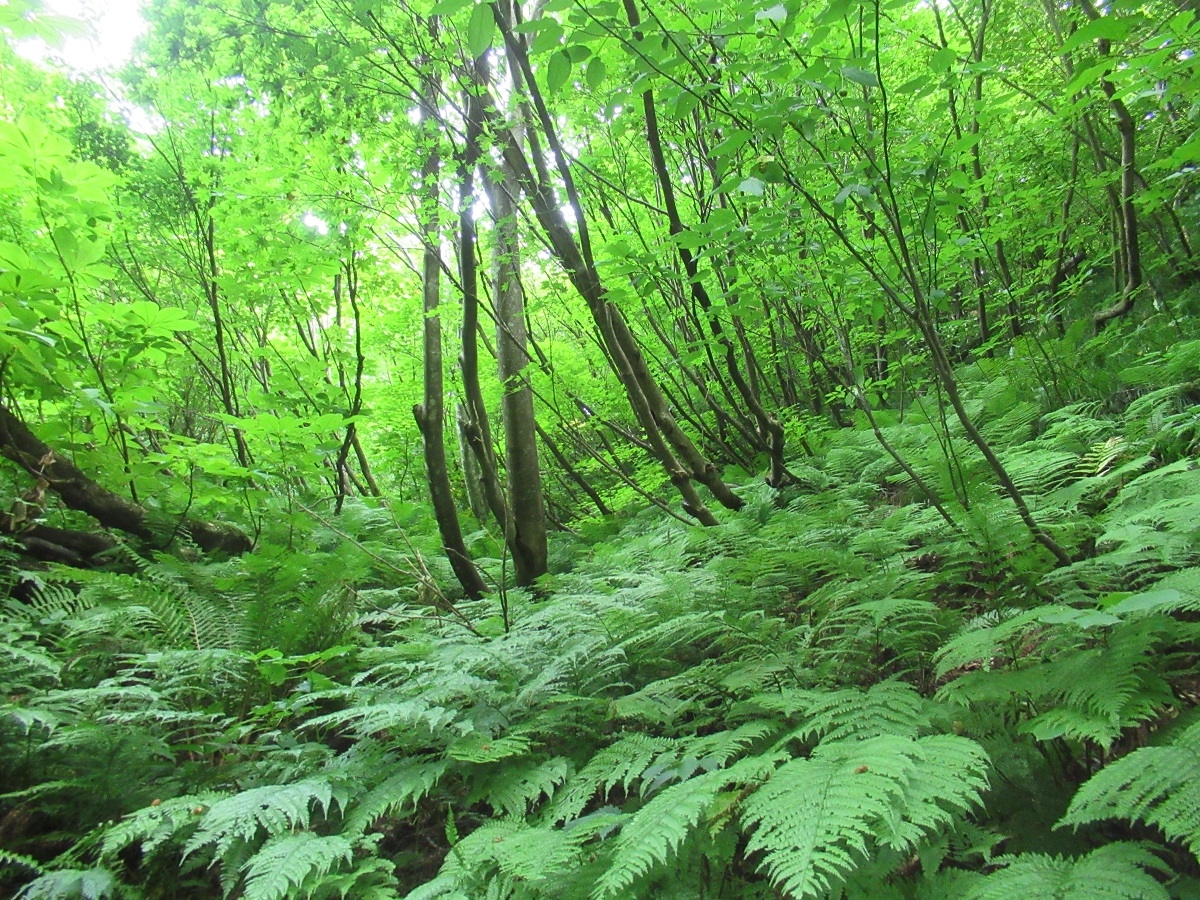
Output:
[
  {"xmin": 547, "ymin": 49, "xmax": 572, "ymax": 92},
  {"xmin": 738, "ymin": 177, "xmax": 765, "ymax": 196},
  {"xmin": 929, "ymin": 47, "xmax": 957, "ymax": 71},
  {"xmin": 586, "ymin": 58, "xmax": 606, "ymax": 89},
  {"xmin": 430, "ymin": 0, "xmax": 472, "ymax": 13},
  {"xmin": 466, "ymin": 2, "xmax": 495, "ymax": 57},
  {"xmin": 1061, "ymin": 15, "xmax": 1137, "ymax": 53},
  {"xmin": 528, "ymin": 17, "xmax": 564, "ymax": 54},
  {"xmin": 841, "ymin": 65, "xmax": 880, "ymax": 87}
]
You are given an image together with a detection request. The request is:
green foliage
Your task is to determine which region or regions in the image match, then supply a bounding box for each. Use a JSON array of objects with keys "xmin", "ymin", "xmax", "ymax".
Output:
[
  {"xmin": 1059, "ymin": 719, "xmax": 1200, "ymax": 858},
  {"xmin": 957, "ymin": 843, "xmax": 1172, "ymax": 900},
  {"xmin": 2, "ymin": 0, "xmax": 1199, "ymax": 895},
  {"xmin": 742, "ymin": 735, "xmax": 988, "ymax": 897}
]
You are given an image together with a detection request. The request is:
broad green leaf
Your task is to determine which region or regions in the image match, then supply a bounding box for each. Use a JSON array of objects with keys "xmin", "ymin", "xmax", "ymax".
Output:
[
  {"xmin": 929, "ymin": 47, "xmax": 957, "ymax": 71},
  {"xmin": 738, "ymin": 177, "xmax": 765, "ymax": 196},
  {"xmin": 529, "ymin": 18, "xmax": 564, "ymax": 54},
  {"xmin": 586, "ymin": 58, "xmax": 606, "ymax": 89},
  {"xmin": 841, "ymin": 65, "xmax": 880, "ymax": 87},
  {"xmin": 466, "ymin": 2, "xmax": 494, "ymax": 57},
  {"xmin": 547, "ymin": 48, "xmax": 572, "ymax": 92},
  {"xmin": 1061, "ymin": 14, "xmax": 1137, "ymax": 53}
]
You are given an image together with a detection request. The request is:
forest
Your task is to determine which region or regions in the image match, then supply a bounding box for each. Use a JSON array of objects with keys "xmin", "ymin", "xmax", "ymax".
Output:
[{"xmin": 0, "ymin": 0, "xmax": 1198, "ymax": 895}]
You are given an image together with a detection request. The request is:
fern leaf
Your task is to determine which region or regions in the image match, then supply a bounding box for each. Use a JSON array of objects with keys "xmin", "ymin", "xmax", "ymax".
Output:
[
  {"xmin": 484, "ymin": 756, "xmax": 571, "ymax": 817},
  {"xmin": 592, "ymin": 755, "xmax": 769, "ymax": 898},
  {"xmin": 1058, "ymin": 719, "xmax": 1200, "ymax": 858},
  {"xmin": 183, "ymin": 777, "xmax": 335, "ymax": 859},
  {"xmin": 551, "ymin": 734, "xmax": 674, "ymax": 823},
  {"xmin": 306, "ymin": 699, "xmax": 457, "ymax": 740},
  {"xmin": 878, "ymin": 735, "xmax": 990, "ymax": 851},
  {"xmin": 794, "ymin": 681, "xmax": 928, "ymax": 743},
  {"xmin": 100, "ymin": 791, "xmax": 227, "ymax": 861},
  {"xmin": 447, "ymin": 733, "xmax": 530, "ymax": 763},
  {"xmin": 240, "ymin": 832, "xmax": 354, "ymax": 900},
  {"xmin": 742, "ymin": 735, "xmax": 987, "ymax": 897},
  {"xmin": 438, "ymin": 819, "xmax": 597, "ymax": 887},
  {"xmin": 14, "ymin": 868, "xmax": 117, "ymax": 900},
  {"xmin": 0, "ymin": 849, "xmax": 45, "ymax": 875},
  {"xmin": 342, "ymin": 759, "xmax": 447, "ymax": 835},
  {"xmin": 962, "ymin": 843, "xmax": 1170, "ymax": 899}
]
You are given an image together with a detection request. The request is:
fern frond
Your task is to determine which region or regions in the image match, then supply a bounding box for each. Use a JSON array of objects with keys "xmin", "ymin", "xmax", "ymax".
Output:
[
  {"xmin": 592, "ymin": 754, "xmax": 772, "ymax": 898},
  {"xmin": 305, "ymin": 698, "xmax": 457, "ymax": 741},
  {"xmin": 447, "ymin": 733, "xmax": 530, "ymax": 764},
  {"xmin": 1020, "ymin": 617, "xmax": 1178, "ymax": 748},
  {"xmin": 742, "ymin": 734, "xmax": 988, "ymax": 897},
  {"xmin": 439, "ymin": 818, "xmax": 596, "ymax": 888},
  {"xmin": 877, "ymin": 734, "xmax": 990, "ymax": 851},
  {"xmin": 1058, "ymin": 719, "xmax": 1200, "ymax": 858},
  {"xmin": 100, "ymin": 792, "xmax": 226, "ymax": 861},
  {"xmin": 483, "ymin": 757, "xmax": 571, "ymax": 818},
  {"xmin": 341, "ymin": 759, "xmax": 448, "ymax": 835},
  {"xmin": 811, "ymin": 598, "xmax": 942, "ymax": 680},
  {"xmin": 551, "ymin": 734, "xmax": 675, "ymax": 823},
  {"xmin": 0, "ymin": 849, "xmax": 45, "ymax": 875},
  {"xmin": 183, "ymin": 777, "xmax": 336, "ymax": 859},
  {"xmin": 962, "ymin": 843, "xmax": 1170, "ymax": 900},
  {"xmin": 935, "ymin": 607, "xmax": 1060, "ymax": 678},
  {"xmin": 995, "ymin": 447, "xmax": 1081, "ymax": 495},
  {"xmin": 14, "ymin": 868, "xmax": 118, "ymax": 900},
  {"xmin": 794, "ymin": 681, "xmax": 928, "ymax": 743},
  {"xmin": 240, "ymin": 832, "xmax": 354, "ymax": 900}
]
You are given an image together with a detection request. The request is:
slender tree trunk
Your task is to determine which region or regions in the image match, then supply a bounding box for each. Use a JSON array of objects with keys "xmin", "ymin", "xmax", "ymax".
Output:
[
  {"xmin": 622, "ymin": 0, "xmax": 788, "ymax": 487},
  {"xmin": 1082, "ymin": 0, "xmax": 1142, "ymax": 327},
  {"xmin": 456, "ymin": 77, "xmax": 510, "ymax": 530},
  {"xmin": 535, "ymin": 422, "xmax": 610, "ymax": 517},
  {"xmin": 490, "ymin": 6, "xmax": 741, "ymax": 521},
  {"xmin": 413, "ymin": 75, "xmax": 488, "ymax": 600},
  {"xmin": 490, "ymin": 159, "xmax": 548, "ymax": 585}
]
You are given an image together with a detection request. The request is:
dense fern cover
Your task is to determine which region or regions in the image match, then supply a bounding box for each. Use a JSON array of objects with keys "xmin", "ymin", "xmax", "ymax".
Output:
[{"xmin": 3, "ymin": 332, "xmax": 1200, "ymax": 899}]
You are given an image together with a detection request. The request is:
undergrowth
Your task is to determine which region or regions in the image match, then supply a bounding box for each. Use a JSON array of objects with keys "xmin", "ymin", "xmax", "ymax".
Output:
[{"xmin": 3, "ymin": 334, "xmax": 1200, "ymax": 899}]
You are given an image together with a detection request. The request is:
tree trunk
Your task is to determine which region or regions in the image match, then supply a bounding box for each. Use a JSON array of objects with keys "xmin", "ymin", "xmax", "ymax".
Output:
[
  {"xmin": 490, "ymin": 159, "xmax": 548, "ymax": 586},
  {"xmin": 490, "ymin": 6, "xmax": 741, "ymax": 521},
  {"xmin": 456, "ymin": 76, "xmax": 510, "ymax": 531},
  {"xmin": 413, "ymin": 73, "xmax": 489, "ymax": 600}
]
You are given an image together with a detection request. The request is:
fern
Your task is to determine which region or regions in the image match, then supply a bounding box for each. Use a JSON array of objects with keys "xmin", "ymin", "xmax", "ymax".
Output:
[
  {"xmin": 14, "ymin": 868, "xmax": 118, "ymax": 900},
  {"xmin": 1, "ymin": 849, "xmax": 45, "ymax": 876},
  {"xmin": 340, "ymin": 758, "xmax": 448, "ymax": 835},
  {"xmin": 435, "ymin": 818, "xmax": 601, "ymax": 890},
  {"xmin": 240, "ymin": 832, "xmax": 355, "ymax": 900},
  {"xmin": 792, "ymin": 681, "xmax": 929, "ymax": 743},
  {"xmin": 592, "ymin": 754, "xmax": 773, "ymax": 897},
  {"xmin": 551, "ymin": 734, "xmax": 674, "ymax": 823},
  {"xmin": 447, "ymin": 733, "xmax": 531, "ymax": 764},
  {"xmin": 959, "ymin": 843, "xmax": 1170, "ymax": 900},
  {"xmin": 483, "ymin": 756, "xmax": 571, "ymax": 818},
  {"xmin": 305, "ymin": 697, "xmax": 457, "ymax": 742},
  {"xmin": 741, "ymin": 734, "xmax": 988, "ymax": 897},
  {"xmin": 182, "ymin": 777, "xmax": 339, "ymax": 859},
  {"xmin": 1058, "ymin": 719, "xmax": 1200, "ymax": 858}
]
